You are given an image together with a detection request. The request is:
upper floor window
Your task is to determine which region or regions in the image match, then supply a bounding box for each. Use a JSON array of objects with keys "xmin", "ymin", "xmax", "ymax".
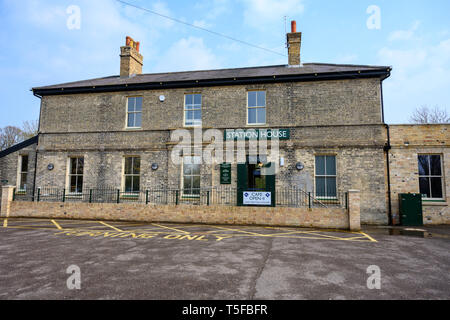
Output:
[
  {"xmin": 127, "ymin": 96, "xmax": 142, "ymax": 128},
  {"xmin": 184, "ymin": 94, "xmax": 202, "ymax": 127},
  {"xmin": 418, "ymin": 155, "xmax": 444, "ymax": 200},
  {"xmin": 247, "ymin": 91, "xmax": 266, "ymax": 125},
  {"xmin": 18, "ymin": 155, "xmax": 29, "ymax": 191},
  {"xmin": 68, "ymin": 157, "xmax": 84, "ymax": 194},
  {"xmin": 315, "ymin": 155, "xmax": 337, "ymax": 199},
  {"xmin": 124, "ymin": 156, "xmax": 140, "ymax": 193}
]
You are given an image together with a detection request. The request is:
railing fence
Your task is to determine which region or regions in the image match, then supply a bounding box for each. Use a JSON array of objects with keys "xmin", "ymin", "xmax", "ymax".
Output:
[{"xmin": 13, "ymin": 186, "xmax": 348, "ymax": 209}]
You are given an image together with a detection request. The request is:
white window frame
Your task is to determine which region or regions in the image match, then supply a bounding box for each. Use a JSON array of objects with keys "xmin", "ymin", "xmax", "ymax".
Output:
[
  {"xmin": 418, "ymin": 154, "xmax": 445, "ymax": 201},
  {"xmin": 16, "ymin": 155, "xmax": 29, "ymax": 192},
  {"xmin": 181, "ymin": 156, "xmax": 201, "ymax": 197},
  {"xmin": 314, "ymin": 155, "xmax": 337, "ymax": 200},
  {"xmin": 122, "ymin": 156, "xmax": 141, "ymax": 195},
  {"xmin": 66, "ymin": 156, "xmax": 84, "ymax": 195},
  {"xmin": 184, "ymin": 93, "xmax": 202, "ymax": 127},
  {"xmin": 247, "ymin": 90, "xmax": 266, "ymax": 126},
  {"xmin": 126, "ymin": 96, "xmax": 143, "ymax": 129}
]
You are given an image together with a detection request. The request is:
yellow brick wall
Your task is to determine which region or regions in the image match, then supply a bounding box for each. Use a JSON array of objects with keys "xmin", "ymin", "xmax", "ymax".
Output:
[
  {"xmin": 389, "ymin": 124, "xmax": 450, "ymax": 225},
  {"xmin": 8, "ymin": 201, "xmax": 350, "ymax": 229}
]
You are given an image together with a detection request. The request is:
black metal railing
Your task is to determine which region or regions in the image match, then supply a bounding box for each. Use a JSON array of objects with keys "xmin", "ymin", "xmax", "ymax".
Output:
[
  {"xmin": 275, "ymin": 187, "xmax": 347, "ymax": 208},
  {"xmin": 13, "ymin": 186, "xmax": 348, "ymax": 209}
]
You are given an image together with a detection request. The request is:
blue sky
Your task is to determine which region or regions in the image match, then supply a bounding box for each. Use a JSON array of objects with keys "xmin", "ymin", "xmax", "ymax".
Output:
[{"xmin": 0, "ymin": 0, "xmax": 449, "ymax": 127}]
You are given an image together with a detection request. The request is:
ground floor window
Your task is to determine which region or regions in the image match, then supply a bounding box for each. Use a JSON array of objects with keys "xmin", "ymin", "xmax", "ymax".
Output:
[
  {"xmin": 68, "ymin": 157, "xmax": 84, "ymax": 194},
  {"xmin": 183, "ymin": 156, "xmax": 201, "ymax": 196},
  {"xmin": 124, "ymin": 157, "xmax": 141, "ymax": 193},
  {"xmin": 18, "ymin": 155, "xmax": 29, "ymax": 191},
  {"xmin": 418, "ymin": 154, "xmax": 444, "ymax": 200},
  {"xmin": 315, "ymin": 155, "xmax": 337, "ymax": 198}
]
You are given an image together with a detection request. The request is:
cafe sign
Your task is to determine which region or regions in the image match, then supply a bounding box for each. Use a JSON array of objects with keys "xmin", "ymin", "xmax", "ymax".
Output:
[
  {"xmin": 243, "ymin": 191, "xmax": 272, "ymax": 206},
  {"xmin": 224, "ymin": 129, "xmax": 290, "ymax": 141}
]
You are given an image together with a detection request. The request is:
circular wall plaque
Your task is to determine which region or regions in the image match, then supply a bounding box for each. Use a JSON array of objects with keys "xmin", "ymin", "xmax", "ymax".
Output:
[
  {"xmin": 47, "ymin": 164, "xmax": 54, "ymax": 171},
  {"xmin": 295, "ymin": 162, "xmax": 304, "ymax": 171}
]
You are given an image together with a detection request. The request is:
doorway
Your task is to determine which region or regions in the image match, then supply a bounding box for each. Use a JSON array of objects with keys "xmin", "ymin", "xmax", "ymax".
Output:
[{"xmin": 237, "ymin": 155, "xmax": 275, "ymax": 207}]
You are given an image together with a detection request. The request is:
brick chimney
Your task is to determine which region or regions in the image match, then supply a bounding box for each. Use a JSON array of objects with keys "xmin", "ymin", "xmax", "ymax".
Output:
[
  {"xmin": 287, "ymin": 21, "xmax": 302, "ymax": 66},
  {"xmin": 120, "ymin": 36, "xmax": 143, "ymax": 77}
]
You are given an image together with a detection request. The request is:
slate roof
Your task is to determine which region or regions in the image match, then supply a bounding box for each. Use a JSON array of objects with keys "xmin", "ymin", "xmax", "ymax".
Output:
[
  {"xmin": 32, "ymin": 63, "xmax": 391, "ymax": 95},
  {"xmin": 0, "ymin": 136, "xmax": 38, "ymax": 159}
]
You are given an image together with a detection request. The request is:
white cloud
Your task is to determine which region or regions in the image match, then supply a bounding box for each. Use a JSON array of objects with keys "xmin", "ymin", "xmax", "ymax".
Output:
[
  {"xmin": 378, "ymin": 38, "xmax": 450, "ymax": 123},
  {"xmin": 194, "ymin": 0, "xmax": 231, "ymax": 21},
  {"xmin": 388, "ymin": 20, "xmax": 421, "ymax": 42},
  {"xmin": 5, "ymin": 0, "xmax": 66, "ymax": 28},
  {"xmin": 154, "ymin": 37, "xmax": 221, "ymax": 72},
  {"xmin": 242, "ymin": 0, "xmax": 304, "ymax": 29},
  {"xmin": 193, "ymin": 20, "xmax": 212, "ymax": 29},
  {"xmin": 2, "ymin": 0, "xmax": 179, "ymax": 79}
]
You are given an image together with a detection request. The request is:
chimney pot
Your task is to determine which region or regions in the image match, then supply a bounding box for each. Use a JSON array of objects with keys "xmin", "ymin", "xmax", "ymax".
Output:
[{"xmin": 291, "ymin": 20, "xmax": 297, "ymax": 33}]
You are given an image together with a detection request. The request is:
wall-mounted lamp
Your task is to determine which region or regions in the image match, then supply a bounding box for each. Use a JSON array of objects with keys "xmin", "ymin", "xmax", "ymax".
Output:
[
  {"xmin": 296, "ymin": 162, "xmax": 304, "ymax": 171},
  {"xmin": 151, "ymin": 163, "xmax": 159, "ymax": 171},
  {"xmin": 404, "ymin": 141, "xmax": 410, "ymax": 147}
]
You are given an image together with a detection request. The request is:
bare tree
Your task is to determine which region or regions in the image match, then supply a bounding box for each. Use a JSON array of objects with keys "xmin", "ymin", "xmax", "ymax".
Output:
[
  {"xmin": 0, "ymin": 120, "xmax": 39, "ymax": 151},
  {"xmin": 410, "ymin": 105, "xmax": 450, "ymax": 124},
  {"xmin": 20, "ymin": 120, "xmax": 39, "ymax": 140},
  {"xmin": 0, "ymin": 126, "xmax": 23, "ymax": 151}
]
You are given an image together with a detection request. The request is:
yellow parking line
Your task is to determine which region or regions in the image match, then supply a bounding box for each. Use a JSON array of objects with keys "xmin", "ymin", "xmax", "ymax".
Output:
[
  {"xmin": 208, "ymin": 225, "xmax": 266, "ymax": 236},
  {"xmin": 152, "ymin": 223, "xmax": 190, "ymax": 234},
  {"xmin": 51, "ymin": 220, "xmax": 63, "ymax": 230},
  {"xmin": 263, "ymin": 230, "xmax": 329, "ymax": 237},
  {"xmin": 3, "ymin": 219, "xmax": 7, "ymax": 228},
  {"xmin": 98, "ymin": 221, "xmax": 123, "ymax": 232},
  {"xmin": 359, "ymin": 232, "xmax": 377, "ymax": 242}
]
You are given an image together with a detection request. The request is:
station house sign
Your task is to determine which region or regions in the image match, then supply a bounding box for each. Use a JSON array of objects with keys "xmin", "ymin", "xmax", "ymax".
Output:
[{"xmin": 224, "ymin": 129, "xmax": 290, "ymax": 141}]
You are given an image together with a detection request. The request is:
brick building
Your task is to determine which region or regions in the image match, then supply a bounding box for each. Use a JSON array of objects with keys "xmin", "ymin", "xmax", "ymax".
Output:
[{"xmin": 1, "ymin": 24, "xmax": 448, "ymax": 225}]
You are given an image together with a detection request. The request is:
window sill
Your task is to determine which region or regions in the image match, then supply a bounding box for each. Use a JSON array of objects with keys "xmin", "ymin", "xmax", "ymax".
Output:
[
  {"xmin": 246, "ymin": 124, "xmax": 268, "ymax": 127},
  {"xmin": 65, "ymin": 194, "xmax": 83, "ymax": 199},
  {"xmin": 124, "ymin": 127, "xmax": 143, "ymax": 131},
  {"xmin": 181, "ymin": 195, "xmax": 200, "ymax": 200},
  {"xmin": 422, "ymin": 201, "xmax": 448, "ymax": 206},
  {"xmin": 120, "ymin": 194, "xmax": 140, "ymax": 199}
]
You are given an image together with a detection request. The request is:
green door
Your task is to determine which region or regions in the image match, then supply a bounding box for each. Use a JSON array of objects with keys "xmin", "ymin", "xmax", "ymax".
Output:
[
  {"xmin": 399, "ymin": 193, "xmax": 423, "ymax": 226},
  {"xmin": 237, "ymin": 163, "xmax": 248, "ymax": 206},
  {"xmin": 237, "ymin": 162, "xmax": 275, "ymax": 207}
]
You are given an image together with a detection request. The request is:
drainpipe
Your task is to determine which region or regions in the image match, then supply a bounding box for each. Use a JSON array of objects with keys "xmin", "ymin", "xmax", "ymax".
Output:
[
  {"xmin": 384, "ymin": 125, "xmax": 393, "ymax": 225},
  {"xmin": 380, "ymin": 82, "xmax": 393, "ymax": 226},
  {"xmin": 32, "ymin": 91, "xmax": 42, "ymax": 201}
]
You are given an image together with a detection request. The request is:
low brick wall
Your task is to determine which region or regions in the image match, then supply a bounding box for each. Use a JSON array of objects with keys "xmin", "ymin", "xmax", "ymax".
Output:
[{"xmin": 7, "ymin": 201, "xmax": 351, "ymax": 229}]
